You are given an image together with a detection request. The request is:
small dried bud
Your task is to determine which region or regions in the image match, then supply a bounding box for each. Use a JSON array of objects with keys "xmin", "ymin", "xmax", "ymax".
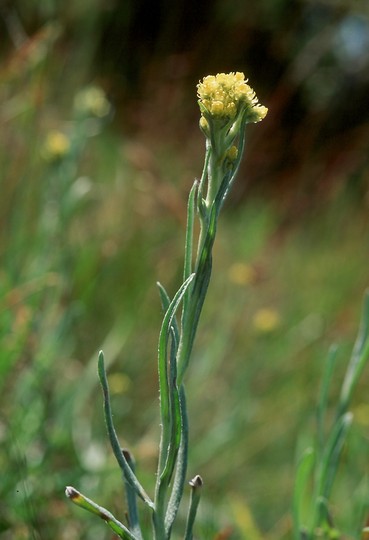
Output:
[{"xmin": 189, "ymin": 475, "xmax": 203, "ymax": 488}]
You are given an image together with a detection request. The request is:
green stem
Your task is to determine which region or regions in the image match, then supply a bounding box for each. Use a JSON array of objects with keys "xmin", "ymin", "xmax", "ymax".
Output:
[
  {"xmin": 205, "ymin": 147, "xmax": 223, "ymax": 208},
  {"xmin": 154, "ymin": 274, "xmax": 195, "ymax": 537},
  {"xmin": 122, "ymin": 449, "xmax": 143, "ymax": 540},
  {"xmin": 177, "ymin": 169, "xmax": 226, "ymax": 387},
  {"xmin": 156, "ymin": 274, "xmax": 195, "ymax": 476}
]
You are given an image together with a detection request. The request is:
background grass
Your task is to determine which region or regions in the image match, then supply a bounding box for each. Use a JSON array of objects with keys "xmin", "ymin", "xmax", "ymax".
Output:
[{"xmin": 1, "ymin": 2, "xmax": 369, "ymax": 539}]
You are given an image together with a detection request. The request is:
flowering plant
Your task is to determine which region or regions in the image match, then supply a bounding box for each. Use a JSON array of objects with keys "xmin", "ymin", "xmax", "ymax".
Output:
[
  {"xmin": 65, "ymin": 71, "xmax": 369, "ymax": 540},
  {"xmin": 65, "ymin": 72, "xmax": 267, "ymax": 539}
]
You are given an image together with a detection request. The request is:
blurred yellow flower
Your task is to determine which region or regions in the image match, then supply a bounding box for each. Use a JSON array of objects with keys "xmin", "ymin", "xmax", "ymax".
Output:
[
  {"xmin": 42, "ymin": 130, "xmax": 70, "ymax": 161},
  {"xmin": 74, "ymin": 86, "xmax": 110, "ymax": 118},
  {"xmin": 197, "ymin": 72, "xmax": 268, "ymax": 123},
  {"xmin": 230, "ymin": 494, "xmax": 263, "ymax": 540},
  {"xmin": 352, "ymin": 403, "xmax": 369, "ymax": 427},
  {"xmin": 252, "ymin": 308, "xmax": 280, "ymax": 333},
  {"xmin": 228, "ymin": 262, "xmax": 255, "ymax": 285},
  {"xmin": 107, "ymin": 373, "xmax": 130, "ymax": 395}
]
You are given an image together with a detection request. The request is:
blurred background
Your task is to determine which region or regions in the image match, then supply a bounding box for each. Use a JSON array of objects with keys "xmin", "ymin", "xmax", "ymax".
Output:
[{"xmin": 1, "ymin": 0, "xmax": 369, "ymax": 538}]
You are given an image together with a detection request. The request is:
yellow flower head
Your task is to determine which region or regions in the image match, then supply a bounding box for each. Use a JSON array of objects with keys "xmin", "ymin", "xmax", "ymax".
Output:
[
  {"xmin": 74, "ymin": 86, "xmax": 110, "ymax": 118},
  {"xmin": 253, "ymin": 308, "xmax": 280, "ymax": 333},
  {"xmin": 42, "ymin": 130, "xmax": 70, "ymax": 161},
  {"xmin": 197, "ymin": 72, "xmax": 267, "ymax": 123},
  {"xmin": 228, "ymin": 262, "xmax": 255, "ymax": 285}
]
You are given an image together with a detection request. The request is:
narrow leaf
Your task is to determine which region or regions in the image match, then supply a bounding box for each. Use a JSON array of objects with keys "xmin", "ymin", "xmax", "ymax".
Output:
[
  {"xmin": 98, "ymin": 351, "xmax": 154, "ymax": 509},
  {"xmin": 157, "ymin": 281, "xmax": 180, "ymax": 344},
  {"xmin": 65, "ymin": 486, "xmax": 138, "ymax": 540},
  {"xmin": 165, "ymin": 385, "xmax": 189, "ymax": 536},
  {"xmin": 161, "ymin": 328, "xmax": 182, "ymax": 486},
  {"xmin": 177, "ymin": 204, "xmax": 217, "ymax": 386},
  {"xmin": 155, "ymin": 329, "xmax": 182, "ymax": 525},
  {"xmin": 183, "ymin": 179, "xmax": 198, "ymax": 282},
  {"xmin": 292, "ymin": 447, "xmax": 315, "ymax": 540},
  {"xmin": 318, "ymin": 412, "xmax": 353, "ymax": 502},
  {"xmin": 317, "ymin": 346, "xmax": 338, "ymax": 454},
  {"xmin": 156, "ymin": 273, "xmax": 195, "ymax": 480},
  {"xmin": 339, "ymin": 291, "xmax": 369, "ymax": 416},
  {"xmin": 184, "ymin": 476, "xmax": 203, "ymax": 540},
  {"xmin": 220, "ymin": 113, "xmax": 248, "ymax": 206}
]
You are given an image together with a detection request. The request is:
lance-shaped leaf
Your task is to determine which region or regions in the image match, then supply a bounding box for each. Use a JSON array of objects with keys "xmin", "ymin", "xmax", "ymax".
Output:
[
  {"xmin": 177, "ymin": 196, "xmax": 218, "ymax": 386},
  {"xmin": 292, "ymin": 447, "xmax": 315, "ymax": 540},
  {"xmin": 156, "ymin": 281, "xmax": 189, "ymax": 536},
  {"xmin": 98, "ymin": 351, "xmax": 154, "ymax": 509},
  {"xmin": 155, "ymin": 328, "xmax": 182, "ymax": 524},
  {"xmin": 184, "ymin": 475, "xmax": 203, "ymax": 540},
  {"xmin": 339, "ymin": 291, "xmax": 369, "ymax": 417},
  {"xmin": 154, "ymin": 274, "xmax": 195, "ymax": 537},
  {"xmin": 317, "ymin": 346, "xmax": 338, "ymax": 455},
  {"xmin": 165, "ymin": 385, "xmax": 189, "ymax": 537},
  {"xmin": 156, "ymin": 281, "xmax": 180, "ymax": 344},
  {"xmin": 183, "ymin": 179, "xmax": 198, "ymax": 283},
  {"xmin": 65, "ymin": 486, "xmax": 138, "ymax": 540},
  {"xmin": 316, "ymin": 412, "xmax": 353, "ymax": 509}
]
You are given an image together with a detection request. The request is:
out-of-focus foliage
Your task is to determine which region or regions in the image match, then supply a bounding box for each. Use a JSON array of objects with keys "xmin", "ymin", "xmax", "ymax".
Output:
[
  {"xmin": 1, "ymin": 1, "xmax": 369, "ymax": 539},
  {"xmin": 3, "ymin": 0, "xmax": 369, "ymax": 205}
]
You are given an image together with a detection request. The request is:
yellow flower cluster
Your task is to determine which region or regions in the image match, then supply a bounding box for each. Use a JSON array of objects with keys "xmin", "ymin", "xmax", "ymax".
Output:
[
  {"xmin": 74, "ymin": 86, "xmax": 110, "ymax": 118},
  {"xmin": 253, "ymin": 308, "xmax": 280, "ymax": 333},
  {"xmin": 42, "ymin": 130, "xmax": 70, "ymax": 161},
  {"xmin": 197, "ymin": 72, "xmax": 267, "ymax": 122}
]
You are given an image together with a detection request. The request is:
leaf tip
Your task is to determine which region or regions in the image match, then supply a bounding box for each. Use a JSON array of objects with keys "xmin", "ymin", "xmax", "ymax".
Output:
[
  {"xmin": 65, "ymin": 486, "xmax": 79, "ymax": 500},
  {"xmin": 189, "ymin": 475, "xmax": 203, "ymax": 489}
]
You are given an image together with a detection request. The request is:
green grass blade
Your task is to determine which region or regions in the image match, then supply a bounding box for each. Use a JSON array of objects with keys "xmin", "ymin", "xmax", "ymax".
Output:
[
  {"xmin": 339, "ymin": 291, "xmax": 369, "ymax": 416},
  {"xmin": 315, "ymin": 497, "xmax": 340, "ymax": 538},
  {"xmin": 293, "ymin": 447, "xmax": 315, "ymax": 540},
  {"xmin": 317, "ymin": 346, "xmax": 338, "ymax": 455},
  {"xmin": 65, "ymin": 486, "xmax": 138, "ymax": 540},
  {"xmin": 317, "ymin": 412, "xmax": 353, "ymax": 508},
  {"xmin": 98, "ymin": 351, "xmax": 154, "ymax": 509}
]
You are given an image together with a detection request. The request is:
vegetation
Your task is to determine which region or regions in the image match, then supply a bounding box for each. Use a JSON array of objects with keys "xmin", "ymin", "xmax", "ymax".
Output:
[{"xmin": 1, "ymin": 3, "xmax": 369, "ymax": 539}]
